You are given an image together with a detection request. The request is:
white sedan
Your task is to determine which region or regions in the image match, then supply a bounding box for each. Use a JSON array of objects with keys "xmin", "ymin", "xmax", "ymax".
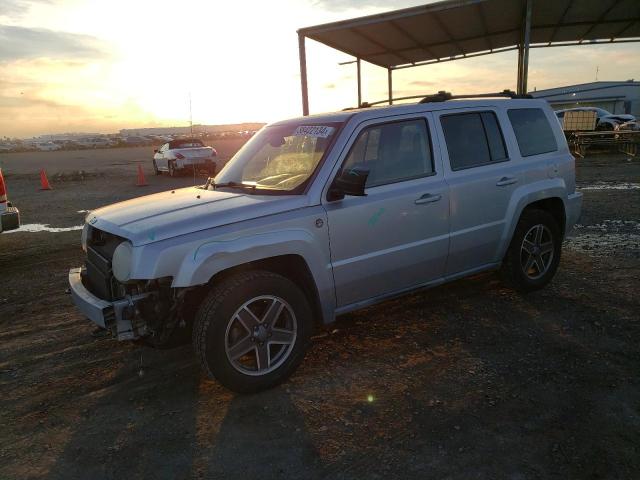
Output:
[{"xmin": 153, "ymin": 138, "xmax": 217, "ymax": 176}]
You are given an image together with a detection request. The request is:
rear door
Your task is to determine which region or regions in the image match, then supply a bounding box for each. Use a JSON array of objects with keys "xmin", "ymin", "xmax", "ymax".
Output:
[
  {"xmin": 323, "ymin": 114, "xmax": 450, "ymax": 308},
  {"xmin": 434, "ymin": 107, "xmax": 523, "ymax": 275}
]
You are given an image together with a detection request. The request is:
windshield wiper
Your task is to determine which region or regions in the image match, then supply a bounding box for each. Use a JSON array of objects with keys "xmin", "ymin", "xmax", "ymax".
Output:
[{"xmin": 213, "ymin": 181, "xmax": 256, "ymax": 191}]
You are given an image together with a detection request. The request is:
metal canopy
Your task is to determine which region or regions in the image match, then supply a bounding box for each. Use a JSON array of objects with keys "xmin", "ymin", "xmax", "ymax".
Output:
[{"xmin": 297, "ymin": 0, "xmax": 640, "ymax": 115}]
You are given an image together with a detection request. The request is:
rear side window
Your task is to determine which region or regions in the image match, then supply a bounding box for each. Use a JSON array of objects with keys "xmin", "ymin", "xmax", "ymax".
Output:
[
  {"xmin": 508, "ymin": 108, "xmax": 558, "ymax": 157},
  {"xmin": 441, "ymin": 111, "xmax": 507, "ymax": 171}
]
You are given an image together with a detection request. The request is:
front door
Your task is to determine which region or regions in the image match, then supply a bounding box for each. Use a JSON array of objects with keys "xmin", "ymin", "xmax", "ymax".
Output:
[{"xmin": 323, "ymin": 115, "xmax": 450, "ymax": 308}]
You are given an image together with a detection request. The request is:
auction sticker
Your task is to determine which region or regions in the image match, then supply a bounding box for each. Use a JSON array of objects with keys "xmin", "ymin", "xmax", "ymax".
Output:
[{"xmin": 293, "ymin": 125, "xmax": 335, "ymax": 138}]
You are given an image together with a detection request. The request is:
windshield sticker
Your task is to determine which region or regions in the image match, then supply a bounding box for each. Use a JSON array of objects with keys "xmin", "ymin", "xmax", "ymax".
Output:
[{"xmin": 293, "ymin": 126, "xmax": 335, "ymax": 138}]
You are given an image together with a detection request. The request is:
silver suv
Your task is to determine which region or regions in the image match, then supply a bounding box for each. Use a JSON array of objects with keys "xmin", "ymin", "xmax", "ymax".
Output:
[{"xmin": 69, "ymin": 96, "xmax": 582, "ymax": 392}]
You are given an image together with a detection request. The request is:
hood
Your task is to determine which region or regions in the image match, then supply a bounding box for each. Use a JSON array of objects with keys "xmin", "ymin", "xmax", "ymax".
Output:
[
  {"xmin": 603, "ymin": 114, "xmax": 635, "ymax": 122},
  {"xmin": 86, "ymin": 187, "xmax": 307, "ymax": 246}
]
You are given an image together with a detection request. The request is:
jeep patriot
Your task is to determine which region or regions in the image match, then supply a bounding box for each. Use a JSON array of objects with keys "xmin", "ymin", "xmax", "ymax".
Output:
[{"xmin": 69, "ymin": 95, "xmax": 582, "ymax": 392}]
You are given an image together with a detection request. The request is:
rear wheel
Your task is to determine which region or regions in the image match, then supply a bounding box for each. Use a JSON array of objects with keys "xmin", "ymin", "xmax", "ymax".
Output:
[
  {"xmin": 168, "ymin": 160, "xmax": 176, "ymax": 177},
  {"xmin": 501, "ymin": 209, "xmax": 562, "ymax": 293},
  {"xmin": 193, "ymin": 270, "xmax": 313, "ymax": 393}
]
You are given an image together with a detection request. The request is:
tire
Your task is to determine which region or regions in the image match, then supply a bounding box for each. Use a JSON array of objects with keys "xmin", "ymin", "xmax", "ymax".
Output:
[
  {"xmin": 152, "ymin": 159, "xmax": 160, "ymax": 175},
  {"xmin": 168, "ymin": 160, "xmax": 176, "ymax": 177},
  {"xmin": 193, "ymin": 270, "xmax": 313, "ymax": 393},
  {"xmin": 501, "ymin": 209, "xmax": 562, "ymax": 293}
]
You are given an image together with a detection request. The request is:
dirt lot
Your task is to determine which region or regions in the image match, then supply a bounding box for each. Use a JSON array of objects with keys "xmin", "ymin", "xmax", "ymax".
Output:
[{"xmin": 0, "ymin": 148, "xmax": 638, "ymax": 479}]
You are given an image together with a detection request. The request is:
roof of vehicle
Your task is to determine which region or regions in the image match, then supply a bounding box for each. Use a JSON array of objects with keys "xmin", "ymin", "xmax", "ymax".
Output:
[
  {"xmin": 168, "ymin": 138, "xmax": 205, "ymax": 148},
  {"xmin": 555, "ymin": 107, "xmax": 607, "ymax": 112},
  {"xmin": 270, "ymin": 97, "xmax": 552, "ymax": 127}
]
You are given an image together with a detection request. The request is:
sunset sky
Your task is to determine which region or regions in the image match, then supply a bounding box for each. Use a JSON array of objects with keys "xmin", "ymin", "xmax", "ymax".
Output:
[{"xmin": 1, "ymin": 0, "xmax": 639, "ymax": 138}]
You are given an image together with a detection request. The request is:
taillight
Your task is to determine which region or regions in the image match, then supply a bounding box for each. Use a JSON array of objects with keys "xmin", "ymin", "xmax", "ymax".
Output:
[
  {"xmin": 175, "ymin": 153, "xmax": 185, "ymax": 159},
  {"xmin": 0, "ymin": 168, "xmax": 7, "ymax": 204}
]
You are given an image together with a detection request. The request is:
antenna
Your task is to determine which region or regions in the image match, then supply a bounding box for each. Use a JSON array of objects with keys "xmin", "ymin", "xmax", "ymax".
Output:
[
  {"xmin": 189, "ymin": 92, "xmax": 193, "ymax": 136},
  {"xmin": 595, "ymin": 66, "xmax": 599, "ymax": 81}
]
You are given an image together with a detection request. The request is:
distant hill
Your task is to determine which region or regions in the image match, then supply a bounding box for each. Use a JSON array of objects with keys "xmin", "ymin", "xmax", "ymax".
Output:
[{"xmin": 120, "ymin": 123, "xmax": 265, "ymax": 136}]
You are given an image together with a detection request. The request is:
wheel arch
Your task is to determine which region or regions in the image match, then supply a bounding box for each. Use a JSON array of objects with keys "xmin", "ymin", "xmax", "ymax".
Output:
[
  {"xmin": 204, "ymin": 254, "xmax": 325, "ymax": 331},
  {"xmin": 498, "ymin": 181, "xmax": 568, "ymax": 261},
  {"xmin": 521, "ymin": 197, "xmax": 566, "ymax": 237},
  {"xmin": 172, "ymin": 229, "xmax": 336, "ymax": 326}
]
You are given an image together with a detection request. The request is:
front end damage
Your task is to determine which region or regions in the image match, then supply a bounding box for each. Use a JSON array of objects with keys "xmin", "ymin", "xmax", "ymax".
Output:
[{"xmin": 68, "ymin": 226, "xmax": 188, "ymax": 343}]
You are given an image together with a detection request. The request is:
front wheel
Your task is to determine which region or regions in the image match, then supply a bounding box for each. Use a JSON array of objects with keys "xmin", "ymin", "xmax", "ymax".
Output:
[
  {"xmin": 193, "ymin": 271, "xmax": 313, "ymax": 393},
  {"xmin": 501, "ymin": 209, "xmax": 562, "ymax": 293},
  {"xmin": 168, "ymin": 160, "xmax": 177, "ymax": 177}
]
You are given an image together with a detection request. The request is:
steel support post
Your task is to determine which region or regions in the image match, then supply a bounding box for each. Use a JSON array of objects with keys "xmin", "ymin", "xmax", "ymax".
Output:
[
  {"xmin": 357, "ymin": 58, "xmax": 362, "ymax": 107},
  {"xmin": 518, "ymin": 0, "xmax": 533, "ymax": 94},
  {"xmin": 298, "ymin": 33, "xmax": 309, "ymax": 116}
]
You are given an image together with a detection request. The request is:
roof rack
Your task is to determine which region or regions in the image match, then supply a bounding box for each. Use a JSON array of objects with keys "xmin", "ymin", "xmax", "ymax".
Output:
[
  {"xmin": 349, "ymin": 89, "xmax": 532, "ymax": 109},
  {"xmin": 419, "ymin": 89, "xmax": 532, "ymax": 103}
]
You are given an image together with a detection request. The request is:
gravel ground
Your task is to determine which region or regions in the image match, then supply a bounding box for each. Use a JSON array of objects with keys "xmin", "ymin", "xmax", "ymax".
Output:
[{"xmin": 0, "ymin": 149, "xmax": 638, "ymax": 479}]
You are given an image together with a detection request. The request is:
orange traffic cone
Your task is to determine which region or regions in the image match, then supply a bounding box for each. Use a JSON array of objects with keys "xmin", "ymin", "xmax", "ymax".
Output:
[
  {"xmin": 136, "ymin": 164, "xmax": 148, "ymax": 187},
  {"xmin": 40, "ymin": 169, "xmax": 52, "ymax": 190}
]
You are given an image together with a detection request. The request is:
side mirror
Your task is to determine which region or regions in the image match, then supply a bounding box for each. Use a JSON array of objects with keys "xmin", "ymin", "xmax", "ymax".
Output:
[{"xmin": 328, "ymin": 166, "xmax": 369, "ymax": 201}]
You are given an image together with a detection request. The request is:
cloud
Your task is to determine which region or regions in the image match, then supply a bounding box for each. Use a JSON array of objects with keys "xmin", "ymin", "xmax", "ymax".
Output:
[
  {"xmin": 409, "ymin": 80, "xmax": 437, "ymax": 87},
  {"xmin": 0, "ymin": 25, "xmax": 109, "ymax": 62},
  {"xmin": 0, "ymin": 0, "xmax": 54, "ymax": 19},
  {"xmin": 309, "ymin": 0, "xmax": 429, "ymax": 11}
]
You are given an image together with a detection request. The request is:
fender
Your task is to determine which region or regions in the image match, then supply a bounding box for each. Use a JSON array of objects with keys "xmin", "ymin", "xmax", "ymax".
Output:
[
  {"xmin": 496, "ymin": 177, "xmax": 568, "ymax": 261},
  {"xmin": 172, "ymin": 228, "xmax": 336, "ymax": 324}
]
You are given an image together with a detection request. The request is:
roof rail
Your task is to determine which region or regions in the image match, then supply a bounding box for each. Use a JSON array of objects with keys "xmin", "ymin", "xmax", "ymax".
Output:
[
  {"xmin": 419, "ymin": 89, "xmax": 533, "ymax": 103},
  {"xmin": 352, "ymin": 89, "xmax": 532, "ymax": 109}
]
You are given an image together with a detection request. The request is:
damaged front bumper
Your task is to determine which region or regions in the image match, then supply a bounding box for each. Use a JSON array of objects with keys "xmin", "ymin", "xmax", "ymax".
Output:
[{"xmin": 68, "ymin": 267, "xmax": 150, "ymax": 340}]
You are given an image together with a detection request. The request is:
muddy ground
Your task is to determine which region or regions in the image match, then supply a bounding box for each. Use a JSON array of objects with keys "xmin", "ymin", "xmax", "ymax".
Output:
[{"xmin": 0, "ymin": 148, "xmax": 638, "ymax": 479}]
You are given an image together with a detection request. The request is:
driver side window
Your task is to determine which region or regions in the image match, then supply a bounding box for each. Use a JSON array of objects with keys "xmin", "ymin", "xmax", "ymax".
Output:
[{"xmin": 342, "ymin": 119, "xmax": 434, "ymax": 188}]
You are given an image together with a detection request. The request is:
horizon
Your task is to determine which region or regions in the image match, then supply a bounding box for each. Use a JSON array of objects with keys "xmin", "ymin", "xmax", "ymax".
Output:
[{"xmin": 1, "ymin": 0, "xmax": 639, "ymax": 138}]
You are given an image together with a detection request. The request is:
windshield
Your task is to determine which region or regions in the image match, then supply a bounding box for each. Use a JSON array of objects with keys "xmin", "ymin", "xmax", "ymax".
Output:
[{"xmin": 210, "ymin": 122, "xmax": 342, "ymax": 193}]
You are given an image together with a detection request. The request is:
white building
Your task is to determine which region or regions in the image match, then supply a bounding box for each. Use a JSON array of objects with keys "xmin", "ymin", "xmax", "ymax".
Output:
[{"xmin": 531, "ymin": 80, "xmax": 640, "ymax": 116}]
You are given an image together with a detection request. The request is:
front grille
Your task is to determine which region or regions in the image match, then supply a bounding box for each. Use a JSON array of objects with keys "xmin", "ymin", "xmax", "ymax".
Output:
[
  {"xmin": 83, "ymin": 226, "xmax": 126, "ymax": 301},
  {"xmin": 86, "ymin": 246, "xmax": 114, "ymax": 300}
]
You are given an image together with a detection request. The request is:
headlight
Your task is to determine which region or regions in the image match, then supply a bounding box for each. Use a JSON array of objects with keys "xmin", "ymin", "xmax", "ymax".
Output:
[
  {"xmin": 112, "ymin": 241, "xmax": 133, "ymax": 282},
  {"xmin": 80, "ymin": 224, "xmax": 89, "ymax": 252}
]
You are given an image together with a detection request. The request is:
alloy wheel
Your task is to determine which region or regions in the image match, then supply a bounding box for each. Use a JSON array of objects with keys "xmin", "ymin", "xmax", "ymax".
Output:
[
  {"xmin": 224, "ymin": 295, "xmax": 297, "ymax": 376},
  {"xmin": 520, "ymin": 224, "xmax": 554, "ymax": 280}
]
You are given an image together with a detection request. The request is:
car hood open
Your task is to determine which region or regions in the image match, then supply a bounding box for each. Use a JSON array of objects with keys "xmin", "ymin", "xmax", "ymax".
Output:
[{"xmin": 86, "ymin": 186, "xmax": 306, "ymax": 246}]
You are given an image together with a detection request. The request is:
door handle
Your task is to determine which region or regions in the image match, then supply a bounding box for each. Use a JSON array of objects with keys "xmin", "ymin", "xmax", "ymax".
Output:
[
  {"xmin": 496, "ymin": 176, "xmax": 518, "ymax": 186},
  {"xmin": 415, "ymin": 193, "xmax": 442, "ymax": 205}
]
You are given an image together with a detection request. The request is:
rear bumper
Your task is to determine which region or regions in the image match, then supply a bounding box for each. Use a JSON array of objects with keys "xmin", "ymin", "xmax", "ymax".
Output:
[
  {"xmin": 0, "ymin": 205, "xmax": 20, "ymax": 233},
  {"xmin": 68, "ymin": 267, "xmax": 150, "ymax": 340},
  {"xmin": 175, "ymin": 159, "xmax": 216, "ymax": 170},
  {"xmin": 566, "ymin": 192, "xmax": 583, "ymax": 232}
]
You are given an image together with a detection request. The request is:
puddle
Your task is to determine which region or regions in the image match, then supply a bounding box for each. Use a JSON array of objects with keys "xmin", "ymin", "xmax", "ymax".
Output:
[
  {"xmin": 5, "ymin": 223, "xmax": 83, "ymax": 233},
  {"xmin": 566, "ymin": 220, "xmax": 640, "ymax": 257},
  {"xmin": 565, "ymin": 233, "xmax": 640, "ymax": 257},
  {"xmin": 573, "ymin": 220, "xmax": 640, "ymax": 233},
  {"xmin": 577, "ymin": 182, "xmax": 640, "ymax": 191}
]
